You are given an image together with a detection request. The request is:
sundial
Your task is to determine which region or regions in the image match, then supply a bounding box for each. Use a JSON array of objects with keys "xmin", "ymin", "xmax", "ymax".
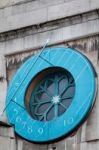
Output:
[{"xmin": 6, "ymin": 47, "xmax": 97, "ymax": 143}]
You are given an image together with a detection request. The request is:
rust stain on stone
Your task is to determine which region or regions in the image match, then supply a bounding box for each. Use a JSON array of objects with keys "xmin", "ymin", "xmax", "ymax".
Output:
[
  {"xmin": 67, "ymin": 35, "xmax": 99, "ymax": 52},
  {"xmin": 6, "ymin": 35, "xmax": 99, "ymax": 69}
]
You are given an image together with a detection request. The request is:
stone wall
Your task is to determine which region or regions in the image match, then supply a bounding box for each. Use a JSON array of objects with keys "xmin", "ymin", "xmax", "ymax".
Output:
[
  {"xmin": 0, "ymin": 0, "xmax": 34, "ymax": 8},
  {"xmin": 0, "ymin": 0, "xmax": 99, "ymax": 150},
  {"xmin": 0, "ymin": 0, "xmax": 99, "ymax": 33},
  {"xmin": 0, "ymin": 35, "xmax": 98, "ymax": 150}
]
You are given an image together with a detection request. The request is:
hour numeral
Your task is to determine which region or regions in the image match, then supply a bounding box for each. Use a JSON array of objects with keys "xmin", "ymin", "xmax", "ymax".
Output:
[
  {"xmin": 64, "ymin": 117, "xmax": 74, "ymax": 126},
  {"xmin": 16, "ymin": 116, "xmax": 21, "ymax": 123},
  {"xmin": 13, "ymin": 109, "xmax": 18, "ymax": 115},
  {"xmin": 21, "ymin": 122, "xmax": 27, "ymax": 129},
  {"xmin": 38, "ymin": 128, "xmax": 43, "ymax": 135},
  {"xmin": 27, "ymin": 126, "xmax": 33, "ymax": 133}
]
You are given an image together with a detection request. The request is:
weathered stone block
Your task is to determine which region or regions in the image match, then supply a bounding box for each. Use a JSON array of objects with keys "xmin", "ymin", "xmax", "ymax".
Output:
[
  {"xmin": 48, "ymin": 0, "xmax": 94, "ymax": 21},
  {"xmin": 90, "ymin": 0, "xmax": 99, "ymax": 10},
  {"xmin": 0, "ymin": 80, "xmax": 7, "ymax": 110},
  {"xmin": 17, "ymin": 139, "xmax": 40, "ymax": 150},
  {"xmin": 8, "ymin": 7, "xmax": 47, "ymax": 30},
  {"xmin": 0, "ymin": 9, "xmax": 4, "ymax": 19},
  {"xmin": 17, "ymin": 140, "xmax": 23, "ymax": 150},
  {"xmin": 0, "ymin": 55, "xmax": 6, "ymax": 79},
  {"xmin": 0, "ymin": 55, "xmax": 8, "ymax": 124},
  {"xmin": 80, "ymin": 141, "xmax": 99, "ymax": 150},
  {"xmin": 0, "ymin": 0, "xmax": 10, "ymax": 8},
  {"xmin": 0, "ymin": 127, "xmax": 15, "ymax": 138},
  {"xmin": 0, "ymin": 79, "xmax": 8, "ymax": 124},
  {"xmin": 25, "ymin": 0, "xmax": 39, "ymax": 12},
  {"xmin": 63, "ymin": 19, "xmax": 99, "ymax": 41},
  {"xmin": 0, "ymin": 136, "xmax": 16, "ymax": 150},
  {"xmin": 4, "ymin": 6, "xmax": 12, "ymax": 17},
  {"xmin": 39, "ymin": 0, "xmax": 64, "ymax": 7},
  {"xmin": 82, "ymin": 11, "xmax": 99, "ymax": 22},
  {"xmin": 81, "ymin": 51, "xmax": 99, "ymax": 142},
  {"xmin": 11, "ymin": 3, "xmax": 26, "ymax": 15}
]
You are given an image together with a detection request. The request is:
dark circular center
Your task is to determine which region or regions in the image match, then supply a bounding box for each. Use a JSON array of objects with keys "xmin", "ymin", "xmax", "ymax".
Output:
[{"xmin": 25, "ymin": 67, "xmax": 75, "ymax": 122}]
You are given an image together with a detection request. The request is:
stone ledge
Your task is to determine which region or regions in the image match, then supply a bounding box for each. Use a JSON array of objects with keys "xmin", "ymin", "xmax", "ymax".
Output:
[
  {"xmin": 0, "ymin": 0, "xmax": 99, "ymax": 33},
  {"xmin": 0, "ymin": 18, "xmax": 99, "ymax": 55},
  {"xmin": 0, "ymin": 10, "xmax": 98, "ymax": 42}
]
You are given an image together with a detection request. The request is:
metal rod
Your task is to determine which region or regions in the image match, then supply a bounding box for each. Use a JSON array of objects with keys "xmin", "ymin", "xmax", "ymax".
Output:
[
  {"xmin": 1, "ymin": 39, "xmax": 50, "ymax": 115},
  {"xmin": 39, "ymin": 55, "xmax": 54, "ymax": 66}
]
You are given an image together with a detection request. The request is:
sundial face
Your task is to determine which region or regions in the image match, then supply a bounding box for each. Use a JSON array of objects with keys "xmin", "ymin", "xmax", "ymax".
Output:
[{"xmin": 6, "ymin": 47, "xmax": 97, "ymax": 143}]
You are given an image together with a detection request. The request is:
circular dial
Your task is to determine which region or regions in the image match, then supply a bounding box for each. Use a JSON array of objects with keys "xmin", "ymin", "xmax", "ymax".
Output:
[{"xmin": 6, "ymin": 47, "xmax": 97, "ymax": 143}]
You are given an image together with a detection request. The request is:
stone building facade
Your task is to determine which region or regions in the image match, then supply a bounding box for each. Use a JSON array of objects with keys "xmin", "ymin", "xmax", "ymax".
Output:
[{"xmin": 0, "ymin": 0, "xmax": 99, "ymax": 150}]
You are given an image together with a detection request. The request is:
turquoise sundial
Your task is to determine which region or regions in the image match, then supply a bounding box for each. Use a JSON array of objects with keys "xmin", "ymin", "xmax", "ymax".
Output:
[{"xmin": 6, "ymin": 47, "xmax": 97, "ymax": 143}]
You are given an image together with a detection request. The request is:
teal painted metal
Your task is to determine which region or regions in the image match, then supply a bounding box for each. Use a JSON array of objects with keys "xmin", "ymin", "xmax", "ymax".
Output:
[{"xmin": 6, "ymin": 47, "xmax": 97, "ymax": 143}]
